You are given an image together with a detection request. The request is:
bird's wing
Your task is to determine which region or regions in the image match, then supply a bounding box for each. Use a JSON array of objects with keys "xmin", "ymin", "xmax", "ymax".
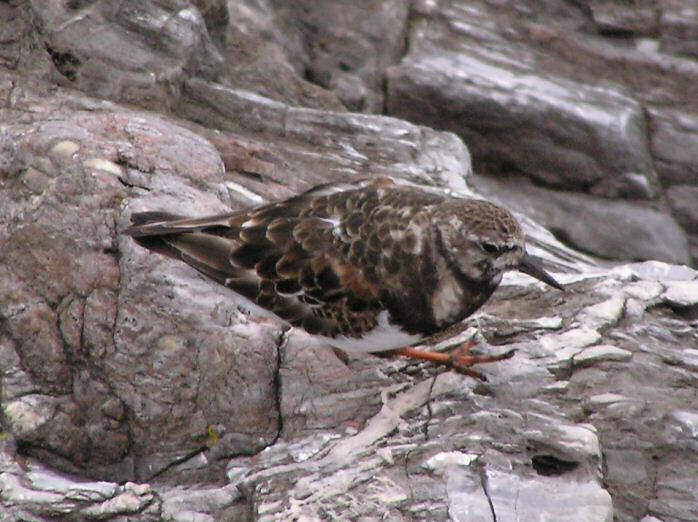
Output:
[{"xmin": 126, "ymin": 178, "xmax": 442, "ymax": 340}]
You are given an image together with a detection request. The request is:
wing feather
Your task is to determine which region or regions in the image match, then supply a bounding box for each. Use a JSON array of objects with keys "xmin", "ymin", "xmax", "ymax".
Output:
[{"xmin": 125, "ymin": 177, "xmax": 443, "ymax": 342}]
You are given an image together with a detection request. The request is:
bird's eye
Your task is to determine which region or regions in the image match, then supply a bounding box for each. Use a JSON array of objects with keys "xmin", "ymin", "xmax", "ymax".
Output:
[{"xmin": 481, "ymin": 242, "xmax": 500, "ymax": 254}]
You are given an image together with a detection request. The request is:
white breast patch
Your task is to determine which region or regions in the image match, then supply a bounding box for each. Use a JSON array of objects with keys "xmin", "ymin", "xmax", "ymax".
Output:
[{"xmin": 317, "ymin": 310, "xmax": 422, "ymax": 353}]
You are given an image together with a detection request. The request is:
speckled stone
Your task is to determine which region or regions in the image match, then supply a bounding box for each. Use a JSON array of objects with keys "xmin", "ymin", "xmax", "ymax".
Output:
[
  {"xmin": 662, "ymin": 280, "xmax": 698, "ymax": 307},
  {"xmin": 573, "ymin": 345, "xmax": 632, "ymax": 368}
]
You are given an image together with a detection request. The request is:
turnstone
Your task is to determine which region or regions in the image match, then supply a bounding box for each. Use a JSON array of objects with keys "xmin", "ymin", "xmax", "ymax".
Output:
[{"xmin": 126, "ymin": 177, "xmax": 563, "ymax": 378}]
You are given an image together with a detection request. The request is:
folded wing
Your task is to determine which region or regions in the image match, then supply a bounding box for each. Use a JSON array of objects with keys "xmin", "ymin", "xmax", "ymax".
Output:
[{"xmin": 126, "ymin": 182, "xmax": 394, "ymax": 339}]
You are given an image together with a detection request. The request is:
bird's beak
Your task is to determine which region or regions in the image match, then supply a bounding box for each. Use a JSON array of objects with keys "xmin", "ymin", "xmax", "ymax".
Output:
[{"xmin": 517, "ymin": 253, "xmax": 564, "ymax": 290}]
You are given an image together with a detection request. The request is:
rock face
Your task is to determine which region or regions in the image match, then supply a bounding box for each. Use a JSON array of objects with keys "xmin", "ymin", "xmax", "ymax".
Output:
[{"xmin": 1, "ymin": 1, "xmax": 698, "ymax": 521}]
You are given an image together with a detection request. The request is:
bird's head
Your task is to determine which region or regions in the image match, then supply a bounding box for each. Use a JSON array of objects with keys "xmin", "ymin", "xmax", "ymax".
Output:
[{"xmin": 432, "ymin": 199, "xmax": 563, "ymax": 290}]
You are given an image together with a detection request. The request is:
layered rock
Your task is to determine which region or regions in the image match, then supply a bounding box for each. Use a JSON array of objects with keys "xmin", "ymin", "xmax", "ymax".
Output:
[{"xmin": 1, "ymin": 1, "xmax": 698, "ymax": 521}]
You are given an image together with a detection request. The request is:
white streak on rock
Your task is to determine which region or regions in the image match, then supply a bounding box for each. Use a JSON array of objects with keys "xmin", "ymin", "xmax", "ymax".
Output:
[
  {"xmin": 225, "ymin": 181, "xmax": 266, "ymax": 204},
  {"xmin": 573, "ymin": 345, "xmax": 632, "ymax": 368},
  {"xmin": 662, "ymin": 280, "xmax": 698, "ymax": 308},
  {"xmin": 576, "ymin": 294, "xmax": 626, "ymax": 330},
  {"xmin": 422, "ymin": 451, "xmax": 479, "ymax": 473}
]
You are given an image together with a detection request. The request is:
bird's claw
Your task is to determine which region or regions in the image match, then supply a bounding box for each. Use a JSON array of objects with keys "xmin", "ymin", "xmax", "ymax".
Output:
[{"xmin": 446, "ymin": 341, "xmax": 517, "ymax": 381}]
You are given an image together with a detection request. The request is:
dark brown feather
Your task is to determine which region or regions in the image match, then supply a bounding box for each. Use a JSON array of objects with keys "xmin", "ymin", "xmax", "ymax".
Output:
[{"xmin": 126, "ymin": 178, "xmax": 452, "ymax": 339}]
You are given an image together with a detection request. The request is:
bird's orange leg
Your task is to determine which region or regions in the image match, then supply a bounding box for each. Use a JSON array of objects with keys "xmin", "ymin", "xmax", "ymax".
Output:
[{"xmin": 394, "ymin": 339, "xmax": 516, "ymax": 380}]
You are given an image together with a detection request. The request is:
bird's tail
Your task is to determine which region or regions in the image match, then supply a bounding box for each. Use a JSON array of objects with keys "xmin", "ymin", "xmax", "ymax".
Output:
[{"xmin": 124, "ymin": 211, "xmax": 245, "ymax": 287}]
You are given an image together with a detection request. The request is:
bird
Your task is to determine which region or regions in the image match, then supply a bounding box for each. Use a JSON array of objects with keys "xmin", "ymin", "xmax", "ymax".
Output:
[{"xmin": 125, "ymin": 177, "xmax": 563, "ymax": 379}]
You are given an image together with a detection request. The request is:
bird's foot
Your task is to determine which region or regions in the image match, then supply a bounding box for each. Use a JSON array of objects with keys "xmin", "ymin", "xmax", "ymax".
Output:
[
  {"xmin": 394, "ymin": 340, "xmax": 516, "ymax": 380},
  {"xmin": 446, "ymin": 339, "xmax": 516, "ymax": 380}
]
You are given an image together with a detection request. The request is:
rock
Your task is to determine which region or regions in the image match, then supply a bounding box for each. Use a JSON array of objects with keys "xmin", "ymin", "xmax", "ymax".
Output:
[
  {"xmin": 573, "ymin": 345, "xmax": 633, "ymax": 368},
  {"xmin": 0, "ymin": 269, "xmax": 71, "ymax": 392},
  {"xmin": 3, "ymin": 395, "xmax": 58, "ymax": 439},
  {"xmin": 576, "ymin": 294, "xmax": 627, "ymax": 330},
  {"xmin": 386, "ymin": 33, "xmax": 657, "ymax": 199},
  {"xmin": 649, "ymin": 108, "xmax": 698, "ymax": 186},
  {"xmin": 159, "ymin": 483, "xmax": 244, "ymax": 521},
  {"xmin": 380, "ymin": 0, "xmax": 698, "ymax": 267},
  {"xmin": 618, "ymin": 260, "xmax": 697, "ymax": 282},
  {"xmin": 671, "ymin": 410, "xmax": 698, "ymax": 439},
  {"xmin": 588, "ymin": 0, "xmax": 658, "ymax": 36},
  {"xmin": 585, "ymin": 393, "xmax": 638, "ymax": 411},
  {"xmin": 269, "ymin": 0, "xmax": 410, "ymax": 112},
  {"xmin": 219, "ymin": 1, "xmax": 345, "ymax": 110},
  {"xmin": 660, "ymin": 5, "xmax": 698, "ymax": 59},
  {"xmin": 422, "ymin": 451, "xmax": 478, "ymax": 471},
  {"xmin": 666, "ymin": 185, "xmax": 698, "ymax": 263},
  {"xmin": 25, "ymin": 468, "xmax": 119, "ymax": 502},
  {"xmin": 667, "ymin": 185, "xmax": 698, "ymax": 233},
  {"xmin": 474, "ymin": 175, "xmax": 691, "ymax": 265},
  {"xmin": 30, "ymin": 0, "xmax": 224, "ymax": 110},
  {"xmin": 481, "ymin": 471, "xmax": 613, "ymax": 522},
  {"xmin": 661, "ymin": 280, "xmax": 698, "ymax": 308},
  {"xmin": 0, "ymin": 73, "xmax": 283, "ymax": 481},
  {"xmin": 0, "ymin": 60, "xmax": 492, "ymax": 486}
]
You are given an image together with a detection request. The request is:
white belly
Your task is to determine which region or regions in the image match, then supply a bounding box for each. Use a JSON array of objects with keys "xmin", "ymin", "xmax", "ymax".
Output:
[{"xmin": 317, "ymin": 310, "xmax": 422, "ymax": 353}]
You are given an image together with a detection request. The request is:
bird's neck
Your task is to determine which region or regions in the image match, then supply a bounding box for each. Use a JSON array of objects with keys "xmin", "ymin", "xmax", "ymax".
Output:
[{"xmin": 429, "ymin": 255, "xmax": 500, "ymax": 328}]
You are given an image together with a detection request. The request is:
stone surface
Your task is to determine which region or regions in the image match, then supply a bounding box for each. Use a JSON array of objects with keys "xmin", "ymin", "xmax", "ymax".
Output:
[
  {"xmin": 660, "ymin": 4, "xmax": 698, "ymax": 59},
  {"xmin": 219, "ymin": 1, "xmax": 345, "ymax": 110},
  {"xmin": 386, "ymin": 12, "xmax": 657, "ymax": 200},
  {"xmin": 650, "ymin": 108, "xmax": 698, "ymax": 187},
  {"xmin": 588, "ymin": 0, "xmax": 657, "ymax": 36},
  {"xmin": 2, "ymin": 1, "xmax": 698, "ymax": 521},
  {"xmin": 667, "ymin": 184, "xmax": 698, "ymax": 235},
  {"xmin": 32, "ymin": 0, "xmax": 224, "ymax": 111},
  {"xmin": 0, "ymin": 75, "xmax": 282, "ymax": 482},
  {"xmin": 269, "ymin": 0, "xmax": 410, "ymax": 112},
  {"xmin": 662, "ymin": 280, "xmax": 698, "ymax": 309}
]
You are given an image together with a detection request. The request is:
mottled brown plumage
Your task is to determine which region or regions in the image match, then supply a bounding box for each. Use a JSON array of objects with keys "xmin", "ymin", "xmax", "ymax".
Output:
[{"xmin": 126, "ymin": 177, "xmax": 562, "ymax": 376}]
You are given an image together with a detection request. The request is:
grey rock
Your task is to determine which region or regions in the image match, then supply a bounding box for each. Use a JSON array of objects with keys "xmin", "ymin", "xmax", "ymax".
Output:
[
  {"xmin": 619, "ymin": 261, "xmax": 697, "ymax": 282},
  {"xmin": 0, "ymin": 73, "xmax": 282, "ymax": 481},
  {"xmin": 660, "ymin": 5, "xmax": 698, "ymax": 59},
  {"xmin": 269, "ymin": 0, "xmax": 410, "ymax": 112},
  {"xmin": 0, "ymin": 459, "xmax": 156, "ymax": 519},
  {"xmin": 573, "ymin": 345, "xmax": 633, "ymax": 368},
  {"xmin": 219, "ymin": 1, "xmax": 345, "ymax": 110},
  {"xmin": 666, "ymin": 185, "xmax": 698, "ymax": 256},
  {"xmin": 386, "ymin": 41, "xmax": 656, "ymax": 200},
  {"xmin": 0, "ymin": 268, "xmax": 71, "ymax": 392},
  {"xmin": 379, "ymin": 0, "xmax": 698, "ymax": 267},
  {"xmin": 2, "ymin": 2, "xmax": 698, "ymax": 521},
  {"xmin": 670, "ymin": 410, "xmax": 698, "ymax": 439},
  {"xmin": 661, "ymin": 280, "xmax": 698, "ymax": 309},
  {"xmin": 588, "ymin": 0, "xmax": 657, "ymax": 36},
  {"xmin": 222, "ymin": 256, "xmax": 695, "ymax": 520},
  {"xmin": 650, "ymin": 108, "xmax": 698, "ymax": 186},
  {"xmin": 576, "ymin": 294, "xmax": 627, "ymax": 330},
  {"xmin": 159, "ymin": 482, "xmax": 243, "ymax": 521},
  {"xmin": 0, "ymin": 58, "xmax": 491, "ymax": 487},
  {"xmin": 25, "ymin": 468, "xmax": 119, "ymax": 501},
  {"xmin": 3, "ymin": 394, "xmax": 58, "ymax": 439},
  {"xmin": 385, "ymin": 0, "xmax": 659, "ymax": 201},
  {"xmin": 484, "ymin": 470, "xmax": 613, "ymax": 522},
  {"xmin": 0, "ymin": 2, "xmax": 54, "ymax": 76},
  {"xmin": 28, "ymin": 0, "xmax": 224, "ymax": 110}
]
